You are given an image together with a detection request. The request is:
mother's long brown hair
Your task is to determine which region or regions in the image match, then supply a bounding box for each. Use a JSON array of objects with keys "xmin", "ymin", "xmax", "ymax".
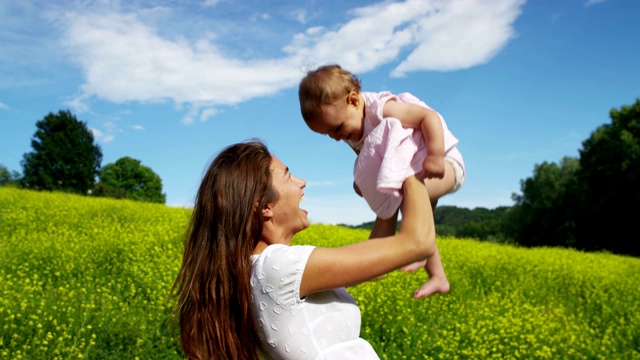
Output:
[{"xmin": 171, "ymin": 139, "xmax": 277, "ymax": 359}]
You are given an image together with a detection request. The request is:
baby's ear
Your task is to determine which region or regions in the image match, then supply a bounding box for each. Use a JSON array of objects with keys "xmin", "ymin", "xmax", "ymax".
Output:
[{"xmin": 348, "ymin": 91, "xmax": 359, "ymax": 106}]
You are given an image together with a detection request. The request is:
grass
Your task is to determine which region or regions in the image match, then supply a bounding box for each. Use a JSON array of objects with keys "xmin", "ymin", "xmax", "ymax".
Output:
[{"xmin": 1, "ymin": 187, "xmax": 639, "ymax": 359}]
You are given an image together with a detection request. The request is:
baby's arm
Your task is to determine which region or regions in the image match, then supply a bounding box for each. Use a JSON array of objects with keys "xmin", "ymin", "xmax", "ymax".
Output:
[{"xmin": 383, "ymin": 100, "xmax": 445, "ymax": 179}]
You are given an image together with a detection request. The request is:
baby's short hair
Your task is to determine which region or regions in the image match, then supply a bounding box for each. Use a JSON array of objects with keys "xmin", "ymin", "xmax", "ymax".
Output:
[{"xmin": 298, "ymin": 64, "xmax": 361, "ymax": 123}]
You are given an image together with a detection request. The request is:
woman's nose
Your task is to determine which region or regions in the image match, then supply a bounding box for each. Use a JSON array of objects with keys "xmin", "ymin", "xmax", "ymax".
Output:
[{"xmin": 295, "ymin": 176, "xmax": 306, "ymax": 188}]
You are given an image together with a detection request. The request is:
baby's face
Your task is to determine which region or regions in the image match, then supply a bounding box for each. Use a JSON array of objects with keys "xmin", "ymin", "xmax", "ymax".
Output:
[{"xmin": 307, "ymin": 93, "xmax": 364, "ymax": 142}]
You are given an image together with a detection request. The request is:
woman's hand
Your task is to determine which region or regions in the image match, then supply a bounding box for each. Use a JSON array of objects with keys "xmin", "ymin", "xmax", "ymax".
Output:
[{"xmin": 299, "ymin": 175, "xmax": 435, "ymax": 297}]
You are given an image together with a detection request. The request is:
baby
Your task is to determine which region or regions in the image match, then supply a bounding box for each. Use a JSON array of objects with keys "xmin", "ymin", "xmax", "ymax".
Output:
[{"xmin": 298, "ymin": 64, "xmax": 465, "ymax": 299}]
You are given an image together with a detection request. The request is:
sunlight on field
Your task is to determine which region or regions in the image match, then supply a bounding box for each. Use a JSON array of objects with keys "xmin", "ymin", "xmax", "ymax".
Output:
[
  {"xmin": 0, "ymin": 188, "xmax": 190, "ymax": 359},
  {"xmin": 1, "ymin": 188, "xmax": 639, "ymax": 359},
  {"xmin": 293, "ymin": 228, "xmax": 640, "ymax": 359}
]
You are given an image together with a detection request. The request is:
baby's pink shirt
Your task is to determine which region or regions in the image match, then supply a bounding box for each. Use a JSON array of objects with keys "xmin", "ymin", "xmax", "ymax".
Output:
[{"xmin": 353, "ymin": 117, "xmax": 426, "ymax": 219}]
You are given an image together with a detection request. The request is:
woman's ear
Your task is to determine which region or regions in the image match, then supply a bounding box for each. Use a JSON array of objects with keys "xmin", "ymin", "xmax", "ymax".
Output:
[
  {"xmin": 254, "ymin": 200, "xmax": 273, "ymax": 219},
  {"xmin": 261, "ymin": 203, "xmax": 274, "ymax": 219}
]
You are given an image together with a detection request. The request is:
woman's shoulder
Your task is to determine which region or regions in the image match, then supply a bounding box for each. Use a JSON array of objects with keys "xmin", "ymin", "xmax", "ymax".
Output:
[
  {"xmin": 252, "ymin": 245, "xmax": 317, "ymax": 305},
  {"xmin": 257, "ymin": 244, "xmax": 316, "ymax": 266}
]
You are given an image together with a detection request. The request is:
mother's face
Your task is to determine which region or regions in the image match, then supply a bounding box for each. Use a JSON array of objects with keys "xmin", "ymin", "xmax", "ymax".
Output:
[{"xmin": 268, "ymin": 156, "xmax": 309, "ymax": 238}]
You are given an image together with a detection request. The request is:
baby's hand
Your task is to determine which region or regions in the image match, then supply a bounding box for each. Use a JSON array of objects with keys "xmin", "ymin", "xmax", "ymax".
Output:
[{"xmin": 422, "ymin": 155, "xmax": 445, "ymax": 179}]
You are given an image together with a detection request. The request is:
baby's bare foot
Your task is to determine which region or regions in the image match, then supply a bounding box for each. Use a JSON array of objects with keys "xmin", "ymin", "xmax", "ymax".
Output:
[{"xmin": 413, "ymin": 276, "xmax": 450, "ymax": 299}]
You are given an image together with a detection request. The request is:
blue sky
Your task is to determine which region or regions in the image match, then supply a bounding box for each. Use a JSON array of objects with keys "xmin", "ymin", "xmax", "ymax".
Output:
[{"xmin": 1, "ymin": 0, "xmax": 639, "ymax": 225}]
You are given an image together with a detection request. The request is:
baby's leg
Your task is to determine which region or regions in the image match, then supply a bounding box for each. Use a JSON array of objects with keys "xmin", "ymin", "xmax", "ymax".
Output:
[
  {"xmin": 402, "ymin": 162, "xmax": 454, "ymax": 273},
  {"xmin": 369, "ymin": 211, "xmax": 399, "ymax": 280},
  {"xmin": 413, "ymin": 245, "xmax": 450, "ymax": 299},
  {"xmin": 412, "ymin": 162, "xmax": 456, "ymax": 298}
]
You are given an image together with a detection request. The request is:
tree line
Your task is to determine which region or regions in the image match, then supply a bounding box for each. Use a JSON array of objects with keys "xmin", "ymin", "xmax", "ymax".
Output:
[
  {"xmin": 1, "ymin": 110, "xmax": 166, "ymax": 204},
  {"xmin": 345, "ymin": 98, "xmax": 640, "ymax": 258}
]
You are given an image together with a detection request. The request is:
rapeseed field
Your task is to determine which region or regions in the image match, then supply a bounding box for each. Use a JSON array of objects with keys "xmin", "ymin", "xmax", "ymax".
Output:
[{"xmin": 1, "ymin": 188, "xmax": 639, "ymax": 359}]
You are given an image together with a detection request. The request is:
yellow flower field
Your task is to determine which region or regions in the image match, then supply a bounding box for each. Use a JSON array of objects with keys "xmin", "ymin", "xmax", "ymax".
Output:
[{"xmin": 1, "ymin": 188, "xmax": 639, "ymax": 359}]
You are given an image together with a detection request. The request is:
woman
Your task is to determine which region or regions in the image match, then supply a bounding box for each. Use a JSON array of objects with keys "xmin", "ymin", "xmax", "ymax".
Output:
[{"xmin": 171, "ymin": 139, "xmax": 436, "ymax": 360}]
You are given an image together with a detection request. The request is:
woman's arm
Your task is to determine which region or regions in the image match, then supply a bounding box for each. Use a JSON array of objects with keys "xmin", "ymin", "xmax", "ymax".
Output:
[{"xmin": 299, "ymin": 175, "xmax": 436, "ymax": 297}]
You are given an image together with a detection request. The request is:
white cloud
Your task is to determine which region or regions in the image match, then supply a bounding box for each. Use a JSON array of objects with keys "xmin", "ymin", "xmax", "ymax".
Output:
[
  {"xmin": 391, "ymin": 0, "xmax": 525, "ymax": 76},
  {"xmin": 130, "ymin": 125, "xmax": 144, "ymax": 131},
  {"xmin": 202, "ymin": 0, "xmax": 222, "ymax": 8},
  {"xmin": 285, "ymin": 0, "xmax": 525, "ymax": 76},
  {"xmin": 199, "ymin": 107, "xmax": 218, "ymax": 122},
  {"xmin": 0, "ymin": 102, "xmax": 9, "ymax": 110},
  {"xmin": 88, "ymin": 120, "xmax": 121, "ymax": 144},
  {"xmin": 90, "ymin": 127, "xmax": 114, "ymax": 143},
  {"xmin": 292, "ymin": 8, "xmax": 309, "ymax": 24},
  {"xmin": 306, "ymin": 180, "xmax": 348, "ymax": 187},
  {"xmin": 63, "ymin": 10, "xmax": 302, "ymax": 120},
  {"xmin": 585, "ymin": 0, "xmax": 607, "ymax": 7},
  {"xmin": 250, "ymin": 12, "xmax": 271, "ymax": 22},
  {"xmin": 65, "ymin": 96, "xmax": 90, "ymax": 114},
  {"xmin": 60, "ymin": 0, "xmax": 525, "ymax": 121}
]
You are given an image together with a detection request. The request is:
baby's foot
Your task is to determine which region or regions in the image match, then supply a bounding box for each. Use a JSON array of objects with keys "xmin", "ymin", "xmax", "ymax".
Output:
[
  {"xmin": 402, "ymin": 260, "xmax": 427, "ymax": 273},
  {"xmin": 413, "ymin": 276, "xmax": 450, "ymax": 299}
]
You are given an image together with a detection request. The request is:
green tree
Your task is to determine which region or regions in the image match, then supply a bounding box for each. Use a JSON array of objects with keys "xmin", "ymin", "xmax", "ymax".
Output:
[
  {"xmin": 0, "ymin": 164, "xmax": 21, "ymax": 187},
  {"xmin": 95, "ymin": 157, "xmax": 166, "ymax": 204},
  {"xmin": 508, "ymin": 157, "xmax": 581, "ymax": 248},
  {"xmin": 457, "ymin": 206, "xmax": 513, "ymax": 243},
  {"xmin": 20, "ymin": 110, "xmax": 102, "ymax": 194},
  {"xmin": 575, "ymin": 99, "xmax": 640, "ymax": 256},
  {"xmin": 349, "ymin": 205, "xmax": 515, "ymax": 242}
]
